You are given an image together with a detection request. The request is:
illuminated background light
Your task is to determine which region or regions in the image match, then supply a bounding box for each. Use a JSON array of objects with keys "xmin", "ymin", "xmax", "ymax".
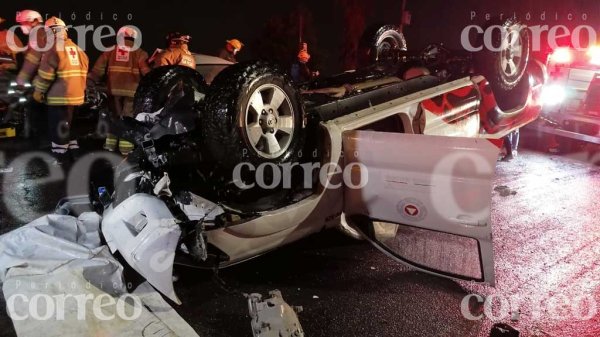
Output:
[
  {"xmin": 587, "ymin": 46, "xmax": 600, "ymax": 66},
  {"xmin": 540, "ymin": 84, "xmax": 567, "ymax": 106},
  {"xmin": 551, "ymin": 48, "xmax": 574, "ymax": 64}
]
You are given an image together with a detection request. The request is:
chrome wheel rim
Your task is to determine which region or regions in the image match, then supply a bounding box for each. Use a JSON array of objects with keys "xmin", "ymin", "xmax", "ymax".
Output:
[
  {"xmin": 377, "ymin": 37, "xmax": 400, "ymax": 62},
  {"xmin": 501, "ymin": 29, "xmax": 524, "ymax": 78},
  {"xmin": 244, "ymin": 84, "xmax": 294, "ymax": 159}
]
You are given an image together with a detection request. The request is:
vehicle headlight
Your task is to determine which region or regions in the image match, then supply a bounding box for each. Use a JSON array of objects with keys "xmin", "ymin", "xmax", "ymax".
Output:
[
  {"xmin": 549, "ymin": 47, "xmax": 574, "ymax": 64},
  {"xmin": 9, "ymin": 81, "xmax": 17, "ymax": 87},
  {"xmin": 587, "ymin": 46, "xmax": 600, "ymax": 66},
  {"xmin": 540, "ymin": 84, "xmax": 566, "ymax": 107}
]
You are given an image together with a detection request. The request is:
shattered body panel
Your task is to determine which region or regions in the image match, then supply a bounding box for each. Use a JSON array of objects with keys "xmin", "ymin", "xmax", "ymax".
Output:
[
  {"xmin": 247, "ymin": 290, "xmax": 304, "ymax": 337},
  {"xmin": 102, "ymin": 194, "xmax": 182, "ymax": 303}
]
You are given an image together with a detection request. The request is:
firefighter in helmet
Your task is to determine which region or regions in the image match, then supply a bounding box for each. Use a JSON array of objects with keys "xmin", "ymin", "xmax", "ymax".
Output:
[
  {"xmin": 32, "ymin": 17, "xmax": 89, "ymax": 164},
  {"xmin": 15, "ymin": 9, "xmax": 45, "ymax": 85},
  {"xmin": 15, "ymin": 10, "xmax": 47, "ymax": 141},
  {"xmin": 153, "ymin": 32, "xmax": 196, "ymax": 69},
  {"xmin": 89, "ymin": 26, "xmax": 151, "ymax": 155},
  {"xmin": 218, "ymin": 38, "xmax": 243, "ymax": 63},
  {"xmin": 291, "ymin": 43, "xmax": 319, "ymax": 83}
]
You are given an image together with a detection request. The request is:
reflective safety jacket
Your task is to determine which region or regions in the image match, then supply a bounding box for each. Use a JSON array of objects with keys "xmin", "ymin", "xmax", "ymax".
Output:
[
  {"xmin": 33, "ymin": 38, "xmax": 89, "ymax": 106},
  {"xmin": 91, "ymin": 45, "xmax": 150, "ymax": 97},
  {"xmin": 154, "ymin": 45, "xmax": 196, "ymax": 69},
  {"xmin": 17, "ymin": 27, "xmax": 46, "ymax": 84}
]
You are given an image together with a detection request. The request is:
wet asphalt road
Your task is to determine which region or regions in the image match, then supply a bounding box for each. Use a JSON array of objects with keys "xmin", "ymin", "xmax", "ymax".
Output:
[{"xmin": 0, "ymin": 132, "xmax": 599, "ymax": 337}]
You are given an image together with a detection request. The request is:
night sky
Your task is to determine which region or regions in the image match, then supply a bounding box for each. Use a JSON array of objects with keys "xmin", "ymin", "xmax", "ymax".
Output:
[{"xmin": 2, "ymin": 0, "xmax": 599, "ymax": 74}]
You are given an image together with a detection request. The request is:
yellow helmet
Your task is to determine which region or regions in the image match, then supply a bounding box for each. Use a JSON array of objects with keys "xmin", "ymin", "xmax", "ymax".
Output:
[
  {"xmin": 45, "ymin": 16, "xmax": 66, "ymax": 30},
  {"xmin": 227, "ymin": 39, "xmax": 244, "ymax": 51}
]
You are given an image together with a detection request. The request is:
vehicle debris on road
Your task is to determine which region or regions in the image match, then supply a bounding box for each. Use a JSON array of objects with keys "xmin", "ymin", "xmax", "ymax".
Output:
[
  {"xmin": 0, "ymin": 212, "xmax": 199, "ymax": 337},
  {"xmin": 246, "ymin": 290, "xmax": 305, "ymax": 337}
]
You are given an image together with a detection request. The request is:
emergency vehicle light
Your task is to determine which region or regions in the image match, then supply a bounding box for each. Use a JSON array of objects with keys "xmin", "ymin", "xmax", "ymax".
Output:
[
  {"xmin": 550, "ymin": 47, "xmax": 573, "ymax": 64},
  {"xmin": 540, "ymin": 84, "xmax": 566, "ymax": 107},
  {"xmin": 587, "ymin": 46, "xmax": 600, "ymax": 66}
]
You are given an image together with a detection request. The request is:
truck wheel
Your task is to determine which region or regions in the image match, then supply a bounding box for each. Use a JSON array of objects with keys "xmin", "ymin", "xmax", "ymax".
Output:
[
  {"xmin": 134, "ymin": 65, "xmax": 207, "ymax": 116},
  {"xmin": 494, "ymin": 72, "xmax": 530, "ymax": 111},
  {"xmin": 477, "ymin": 19, "xmax": 530, "ymax": 97},
  {"xmin": 201, "ymin": 61, "xmax": 304, "ymax": 170},
  {"xmin": 359, "ymin": 25, "xmax": 407, "ymax": 68}
]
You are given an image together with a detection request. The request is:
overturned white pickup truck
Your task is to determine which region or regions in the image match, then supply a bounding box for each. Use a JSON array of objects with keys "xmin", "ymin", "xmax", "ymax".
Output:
[{"xmin": 73, "ymin": 23, "xmax": 545, "ymax": 304}]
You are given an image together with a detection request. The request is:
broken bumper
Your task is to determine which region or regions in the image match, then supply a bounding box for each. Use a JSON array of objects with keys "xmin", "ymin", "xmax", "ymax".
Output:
[{"xmin": 102, "ymin": 193, "xmax": 182, "ymax": 304}]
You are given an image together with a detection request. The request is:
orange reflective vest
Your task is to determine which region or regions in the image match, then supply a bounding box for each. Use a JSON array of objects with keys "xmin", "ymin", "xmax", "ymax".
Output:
[
  {"xmin": 17, "ymin": 27, "xmax": 47, "ymax": 84},
  {"xmin": 91, "ymin": 45, "xmax": 150, "ymax": 97},
  {"xmin": 154, "ymin": 46, "xmax": 196, "ymax": 69},
  {"xmin": 33, "ymin": 38, "xmax": 89, "ymax": 106}
]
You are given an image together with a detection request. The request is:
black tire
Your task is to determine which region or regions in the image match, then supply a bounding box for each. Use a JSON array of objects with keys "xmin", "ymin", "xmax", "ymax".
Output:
[
  {"xmin": 494, "ymin": 72, "xmax": 530, "ymax": 111},
  {"xmin": 201, "ymin": 61, "xmax": 304, "ymax": 170},
  {"xmin": 133, "ymin": 66, "xmax": 207, "ymax": 116},
  {"xmin": 358, "ymin": 25, "xmax": 407, "ymax": 68},
  {"xmin": 477, "ymin": 19, "xmax": 530, "ymax": 94}
]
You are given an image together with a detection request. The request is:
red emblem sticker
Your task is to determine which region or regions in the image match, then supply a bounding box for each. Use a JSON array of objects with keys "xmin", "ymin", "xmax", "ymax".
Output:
[
  {"xmin": 66, "ymin": 46, "xmax": 80, "ymax": 66},
  {"xmin": 404, "ymin": 205, "xmax": 419, "ymax": 217},
  {"xmin": 116, "ymin": 48, "xmax": 130, "ymax": 62},
  {"xmin": 397, "ymin": 198, "xmax": 427, "ymax": 222}
]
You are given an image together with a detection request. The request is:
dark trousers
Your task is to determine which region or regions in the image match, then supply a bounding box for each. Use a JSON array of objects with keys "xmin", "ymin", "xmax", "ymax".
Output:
[
  {"xmin": 25, "ymin": 99, "xmax": 48, "ymax": 143},
  {"xmin": 503, "ymin": 129, "xmax": 520, "ymax": 156},
  {"xmin": 47, "ymin": 105, "xmax": 75, "ymax": 152}
]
